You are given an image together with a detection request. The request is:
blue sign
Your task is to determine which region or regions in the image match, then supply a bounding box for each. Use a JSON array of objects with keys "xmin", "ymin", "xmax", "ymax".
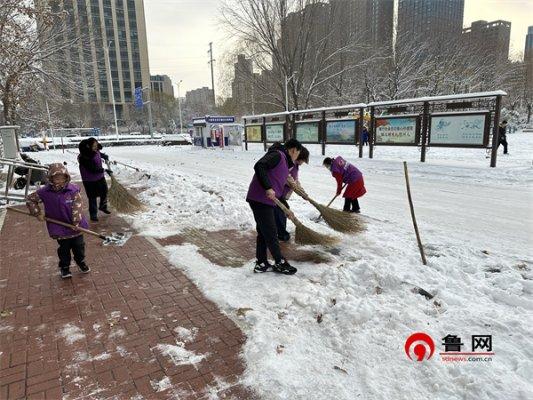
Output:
[
  {"xmin": 206, "ymin": 116, "xmax": 235, "ymax": 123},
  {"xmin": 134, "ymin": 87, "xmax": 144, "ymax": 109}
]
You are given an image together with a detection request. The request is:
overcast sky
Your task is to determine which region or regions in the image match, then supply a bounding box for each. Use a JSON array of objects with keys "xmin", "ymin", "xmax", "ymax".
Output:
[{"xmin": 144, "ymin": 0, "xmax": 533, "ymax": 96}]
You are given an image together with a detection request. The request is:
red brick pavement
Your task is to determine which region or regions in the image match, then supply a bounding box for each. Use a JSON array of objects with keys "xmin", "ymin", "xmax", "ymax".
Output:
[{"xmin": 0, "ymin": 207, "xmax": 257, "ymax": 400}]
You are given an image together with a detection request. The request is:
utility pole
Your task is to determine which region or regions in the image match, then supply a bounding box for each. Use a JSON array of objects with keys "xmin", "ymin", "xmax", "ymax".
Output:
[
  {"xmin": 141, "ymin": 86, "xmax": 154, "ymax": 139},
  {"xmin": 177, "ymin": 80, "xmax": 183, "ymax": 134},
  {"xmin": 208, "ymin": 42, "xmax": 215, "ymax": 107},
  {"xmin": 104, "ymin": 41, "xmax": 120, "ymax": 140}
]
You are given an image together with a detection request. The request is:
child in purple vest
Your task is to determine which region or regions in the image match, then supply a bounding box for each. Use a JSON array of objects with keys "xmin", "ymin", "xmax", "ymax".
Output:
[
  {"xmin": 78, "ymin": 138, "xmax": 112, "ymax": 221},
  {"xmin": 26, "ymin": 164, "xmax": 90, "ymax": 279},
  {"xmin": 323, "ymin": 156, "xmax": 367, "ymax": 213},
  {"xmin": 274, "ymin": 146, "xmax": 309, "ymax": 242},
  {"xmin": 246, "ymin": 139, "xmax": 302, "ymax": 275}
]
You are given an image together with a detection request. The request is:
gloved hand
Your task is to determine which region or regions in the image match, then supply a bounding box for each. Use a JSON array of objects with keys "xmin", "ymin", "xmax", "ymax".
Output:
[{"xmin": 36, "ymin": 213, "xmax": 45, "ymax": 222}]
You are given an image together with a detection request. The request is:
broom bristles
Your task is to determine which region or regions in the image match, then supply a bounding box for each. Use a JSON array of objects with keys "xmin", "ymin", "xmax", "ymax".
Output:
[
  {"xmin": 294, "ymin": 219, "xmax": 339, "ymax": 246},
  {"xmin": 311, "ymin": 200, "xmax": 365, "ymax": 233},
  {"xmin": 108, "ymin": 175, "xmax": 144, "ymax": 213},
  {"xmin": 292, "ymin": 186, "xmax": 365, "ymax": 233}
]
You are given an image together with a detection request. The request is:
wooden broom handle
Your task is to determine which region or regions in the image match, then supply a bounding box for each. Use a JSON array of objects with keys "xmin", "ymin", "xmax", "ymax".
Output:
[
  {"xmin": 327, "ymin": 183, "xmax": 347, "ymax": 207},
  {"xmin": 7, "ymin": 207, "xmax": 105, "ymax": 239},
  {"xmin": 272, "ymin": 198, "xmax": 296, "ymax": 222}
]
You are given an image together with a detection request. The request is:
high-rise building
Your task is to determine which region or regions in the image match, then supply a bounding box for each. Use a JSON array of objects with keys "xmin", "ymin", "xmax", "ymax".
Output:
[
  {"xmin": 185, "ymin": 87, "xmax": 214, "ymax": 109},
  {"xmin": 330, "ymin": 0, "xmax": 394, "ymax": 50},
  {"xmin": 38, "ymin": 0, "xmax": 151, "ymax": 121},
  {"xmin": 525, "ymin": 26, "xmax": 533, "ymax": 93},
  {"xmin": 231, "ymin": 55, "xmax": 253, "ymax": 106},
  {"xmin": 397, "ymin": 0, "xmax": 465, "ymax": 43},
  {"xmin": 151, "ymin": 75, "xmax": 174, "ymax": 97},
  {"xmin": 462, "ymin": 20, "xmax": 511, "ymax": 64}
]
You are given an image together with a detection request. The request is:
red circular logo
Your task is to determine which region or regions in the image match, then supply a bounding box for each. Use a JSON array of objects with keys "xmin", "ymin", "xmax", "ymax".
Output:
[{"xmin": 405, "ymin": 332, "xmax": 435, "ymax": 361}]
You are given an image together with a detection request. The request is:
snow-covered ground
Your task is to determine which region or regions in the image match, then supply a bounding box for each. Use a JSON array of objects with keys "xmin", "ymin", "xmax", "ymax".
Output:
[{"xmin": 26, "ymin": 132, "xmax": 533, "ymax": 400}]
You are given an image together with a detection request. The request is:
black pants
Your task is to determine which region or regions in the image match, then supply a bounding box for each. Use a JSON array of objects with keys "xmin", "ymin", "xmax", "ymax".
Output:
[
  {"xmin": 343, "ymin": 198, "xmax": 360, "ymax": 212},
  {"xmin": 57, "ymin": 235, "xmax": 85, "ymax": 270},
  {"xmin": 249, "ymin": 201, "xmax": 284, "ymax": 264},
  {"xmin": 274, "ymin": 198, "xmax": 290, "ymax": 240},
  {"xmin": 498, "ymin": 139, "xmax": 508, "ymax": 154},
  {"xmin": 83, "ymin": 178, "xmax": 108, "ymax": 218}
]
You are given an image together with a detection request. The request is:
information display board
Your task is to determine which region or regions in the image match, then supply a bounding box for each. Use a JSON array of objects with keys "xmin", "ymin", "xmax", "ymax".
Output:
[
  {"xmin": 266, "ymin": 124, "xmax": 284, "ymax": 142},
  {"xmin": 295, "ymin": 122, "xmax": 319, "ymax": 143},
  {"xmin": 429, "ymin": 113, "xmax": 489, "ymax": 147},
  {"xmin": 375, "ymin": 116, "xmax": 419, "ymax": 145},
  {"xmin": 245, "ymin": 125, "xmax": 262, "ymax": 142},
  {"xmin": 326, "ymin": 120, "xmax": 357, "ymax": 144}
]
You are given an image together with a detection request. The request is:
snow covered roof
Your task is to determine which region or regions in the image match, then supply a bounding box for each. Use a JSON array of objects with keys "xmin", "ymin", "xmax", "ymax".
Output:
[
  {"xmin": 242, "ymin": 111, "xmax": 290, "ymax": 120},
  {"xmin": 242, "ymin": 91, "xmax": 506, "ymax": 121},
  {"xmin": 367, "ymin": 91, "xmax": 507, "ymax": 107},
  {"xmin": 242, "ymin": 104, "xmax": 366, "ymax": 120}
]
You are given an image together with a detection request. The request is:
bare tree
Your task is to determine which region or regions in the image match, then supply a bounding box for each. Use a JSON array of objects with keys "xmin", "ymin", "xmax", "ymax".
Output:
[
  {"xmin": 0, "ymin": 0, "xmax": 95, "ymax": 128},
  {"xmin": 221, "ymin": 0, "xmax": 376, "ymax": 111}
]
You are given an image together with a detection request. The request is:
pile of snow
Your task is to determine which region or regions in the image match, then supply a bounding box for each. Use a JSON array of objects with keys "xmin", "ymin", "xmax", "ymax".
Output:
[{"xmin": 30, "ymin": 133, "xmax": 533, "ymax": 399}]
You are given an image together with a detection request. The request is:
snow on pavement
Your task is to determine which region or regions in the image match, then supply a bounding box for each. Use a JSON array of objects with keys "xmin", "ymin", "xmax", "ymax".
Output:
[{"xmin": 30, "ymin": 133, "xmax": 533, "ymax": 400}]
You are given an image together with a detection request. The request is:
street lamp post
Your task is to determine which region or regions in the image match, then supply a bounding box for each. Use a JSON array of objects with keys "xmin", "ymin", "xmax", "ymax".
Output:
[
  {"xmin": 285, "ymin": 72, "xmax": 297, "ymax": 112},
  {"xmin": 141, "ymin": 87, "xmax": 154, "ymax": 138},
  {"xmin": 104, "ymin": 41, "xmax": 120, "ymax": 140},
  {"xmin": 177, "ymin": 80, "xmax": 183, "ymax": 134}
]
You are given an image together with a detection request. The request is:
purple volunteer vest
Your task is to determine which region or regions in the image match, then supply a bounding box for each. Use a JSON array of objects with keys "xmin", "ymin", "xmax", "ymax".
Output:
[
  {"xmin": 281, "ymin": 164, "xmax": 299, "ymax": 198},
  {"xmin": 79, "ymin": 151, "xmax": 105, "ymax": 182},
  {"xmin": 331, "ymin": 156, "xmax": 362, "ymax": 184},
  {"xmin": 37, "ymin": 183, "xmax": 89, "ymax": 238},
  {"xmin": 247, "ymin": 150, "xmax": 290, "ymax": 206}
]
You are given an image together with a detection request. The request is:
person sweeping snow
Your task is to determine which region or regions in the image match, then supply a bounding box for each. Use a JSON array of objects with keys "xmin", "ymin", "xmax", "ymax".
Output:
[
  {"xmin": 78, "ymin": 138, "xmax": 112, "ymax": 221},
  {"xmin": 26, "ymin": 163, "xmax": 90, "ymax": 279},
  {"xmin": 323, "ymin": 156, "xmax": 366, "ymax": 213},
  {"xmin": 246, "ymin": 139, "xmax": 302, "ymax": 275},
  {"xmin": 274, "ymin": 145, "xmax": 309, "ymax": 242}
]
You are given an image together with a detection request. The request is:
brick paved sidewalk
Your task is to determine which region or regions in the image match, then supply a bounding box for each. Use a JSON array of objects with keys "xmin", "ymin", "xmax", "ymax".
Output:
[{"xmin": 0, "ymin": 206, "xmax": 256, "ymax": 400}]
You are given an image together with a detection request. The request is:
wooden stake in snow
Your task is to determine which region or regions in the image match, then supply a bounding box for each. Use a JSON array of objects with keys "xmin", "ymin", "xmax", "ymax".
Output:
[{"xmin": 403, "ymin": 162, "xmax": 427, "ymax": 265}]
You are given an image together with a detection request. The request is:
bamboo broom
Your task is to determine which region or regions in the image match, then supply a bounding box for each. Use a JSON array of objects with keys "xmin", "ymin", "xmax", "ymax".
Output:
[
  {"xmin": 106, "ymin": 162, "xmax": 144, "ymax": 213},
  {"xmin": 272, "ymin": 198, "xmax": 338, "ymax": 246},
  {"xmin": 289, "ymin": 183, "xmax": 365, "ymax": 233}
]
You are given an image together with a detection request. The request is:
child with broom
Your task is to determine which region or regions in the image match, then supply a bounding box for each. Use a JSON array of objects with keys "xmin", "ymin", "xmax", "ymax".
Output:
[
  {"xmin": 323, "ymin": 156, "xmax": 366, "ymax": 213},
  {"xmin": 246, "ymin": 139, "xmax": 302, "ymax": 275},
  {"xmin": 78, "ymin": 138, "xmax": 112, "ymax": 221},
  {"xmin": 26, "ymin": 163, "xmax": 90, "ymax": 279},
  {"xmin": 274, "ymin": 146, "xmax": 309, "ymax": 242}
]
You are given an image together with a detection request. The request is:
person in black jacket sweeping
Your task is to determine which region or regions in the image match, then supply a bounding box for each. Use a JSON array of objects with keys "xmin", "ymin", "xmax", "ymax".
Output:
[
  {"xmin": 246, "ymin": 139, "xmax": 302, "ymax": 274},
  {"xmin": 78, "ymin": 138, "xmax": 112, "ymax": 221}
]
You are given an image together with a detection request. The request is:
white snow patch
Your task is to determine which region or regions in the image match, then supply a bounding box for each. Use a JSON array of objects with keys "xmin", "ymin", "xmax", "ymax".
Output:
[
  {"xmin": 150, "ymin": 376, "xmax": 172, "ymax": 392},
  {"xmin": 174, "ymin": 326, "xmax": 198, "ymax": 343},
  {"xmin": 60, "ymin": 323, "xmax": 85, "ymax": 344},
  {"xmin": 155, "ymin": 343, "xmax": 207, "ymax": 366},
  {"xmin": 109, "ymin": 328, "xmax": 126, "ymax": 339}
]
